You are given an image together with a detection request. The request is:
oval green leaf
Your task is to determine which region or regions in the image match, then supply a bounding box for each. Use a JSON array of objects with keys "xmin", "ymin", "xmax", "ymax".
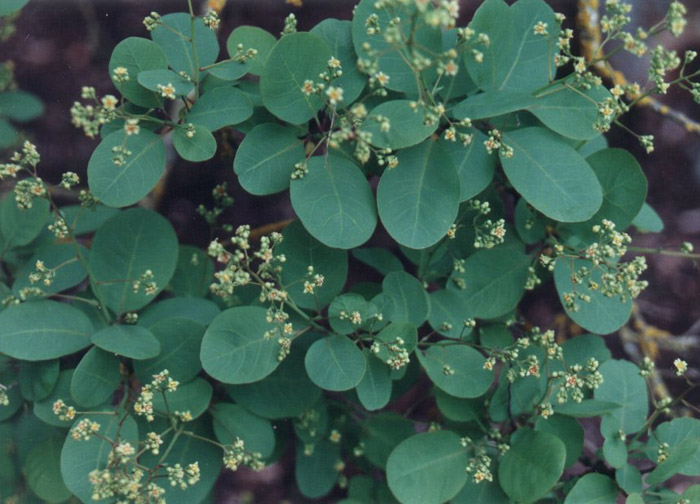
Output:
[
  {"xmin": 377, "ymin": 140, "xmax": 460, "ymax": 249},
  {"xmin": 363, "ymin": 100, "xmax": 438, "ymax": 150},
  {"xmin": 532, "ymin": 83, "xmax": 611, "ymax": 140},
  {"xmin": 71, "ymin": 347, "xmax": 121, "ymax": 408},
  {"xmin": 305, "ymin": 334, "xmax": 366, "ymax": 391},
  {"xmin": 386, "ymin": 430, "xmax": 468, "ymax": 504},
  {"xmin": 260, "ymin": 32, "xmax": 332, "ymax": 124},
  {"xmin": 277, "ymin": 220, "xmax": 348, "ymax": 310},
  {"xmin": 173, "ymin": 123, "xmax": 217, "ymax": 162},
  {"xmin": 134, "ymin": 318, "xmax": 205, "ymax": 384},
  {"xmin": 291, "ymin": 153, "xmax": 377, "ymax": 249},
  {"xmin": 0, "ymin": 301, "xmax": 92, "ymax": 361},
  {"xmin": 595, "ymin": 359, "xmax": 649, "ymax": 434},
  {"xmin": 416, "ymin": 344, "xmax": 492, "ymax": 398},
  {"xmin": 498, "ymin": 429, "xmax": 566, "ymax": 504},
  {"xmin": 382, "ymin": 271, "xmax": 429, "ymax": 326},
  {"xmin": 23, "ymin": 435, "xmax": 72, "ymax": 503},
  {"xmin": 188, "ymin": 86, "xmax": 253, "ymax": 131},
  {"xmin": 553, "ymin": 257, "xmax": 632, "ymax": 334},
  {"xmin": 356, "ymin": 349, "xmax": 392, "ymax": 411},
  {"xmin": 91, "ymin": 324, "xmax": 161, "ymax": 359},
  {"xmin": 500, "ymin": 127, "xmax": 602, "ymax": 222},
  {"xmin": 438, "ymin": 131, "xmax": 496, "ymax": 202},
  {"xmin": 87, "ymin": 129, "xmax": 166, "ymax": 208},
  {"xmin": 200, "ymin": 306, "xmax": 280, "ymax": 384},
  {"xmin": 89, "ymin": 208, "xmax": 178, "ymax": 313},
  {"xmin": 233, "ymin": 122, "xmax": 305, "ymax": 195},
  {"xmin": 449, "ymin": 245, "xmax": 530, "ymax": 319},
  {"xmin": 564, "ymin": 473, "xmax": 618, "ymax": 504},
  {"xmin": 225, "ymin": 26, "xmax": 277, "ymax": 77}
]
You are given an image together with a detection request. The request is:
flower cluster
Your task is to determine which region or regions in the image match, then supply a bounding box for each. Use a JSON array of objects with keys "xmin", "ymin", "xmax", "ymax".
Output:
[
  {"xmin": 208, "ymin": 226, "xmax": 297, "ymax": 361},
  {"xmin": 461, "ymin": 437, "xmax": 494, "ymax": 484},
  {"xmin": 666, "ymin": 1, "xmax": 687, "ymax": 38},
  {"xmin": 70, "ymin": 87, "xmax": 119, "ymax": 138},
  {"xmin": 133, "ymin": 369, "xmax": 179, "ymax": 422},
  {"xmin": 142, "ymin": 11, "xmax": 162, "ymax": 31},
  {"xmin": 52, "ymin": 399, "xmax": 76, "ymax": 421},
  {"xmin": 166, "ymin": 462, "xmax": 201, "ymax": 490},
  {"xmin": 197, "ymin": 182, "xmax": 234, "ymax": 228},
  {"xmin": 71, "ymin": 418, "xmax": 101, "ymax": 441},
  {"xmin": 553, "ymin": 220, "xmax": 649, "ymax": 313},
  {"xmin": 28, "ymin": 260, "xmax": 55, "ymax": 287},
  {"xmin": 465, "ymin": 199, "xmax": 507, "ymax": 250},
  {"xmin": 223, "ymin": 437, "xmax": 264, "ymax": 472},
  {"xmin": 132, "ymin": 269, "xmax": 158, "ymax": 296},
  {"xmin": 371, "ymin": 334, "xmax": 410, "ymax": 370},
  {"xmin": 230, "ymin": 42, "xmax": 258, "ymax": 64}
]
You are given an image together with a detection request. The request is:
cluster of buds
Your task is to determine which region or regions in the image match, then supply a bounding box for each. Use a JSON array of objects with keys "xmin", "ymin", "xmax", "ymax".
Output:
[
  {"xmin": 600, "ymin": 0, "xmax": 632, "ymax": 35},
  {"xmin": 111, "ymin": 145, "xmax": 132, "ymax": 167},
  {"xmin": 0, "ymin": 141, "xmax": 40, "ymax": 191},
  {"xmin": 639, "ymin": 356, "xmax": 655, "ymax": 377},
  {"xmin": 291, "ymin": 161, "xmax": 308, "ymax": 180},
  {"xmin": 142, "ymin": 11, "xmax": 162, "ymax": 31},
  {"xmin": 13, "ymin": 177, "xmax": 46, "ymax": 209},
  {"xmin": 483, "ymin": 129, "xmax": 512, "ymax": 158},
  {"xmin": 133, "ymin": 369, "xmax": 179, "ymax": 422},
  {"xmin": 60, "ymin": 171, "xmax": 80, "ymax": 189},
  {"xmin": 558, "ymin": 220, "xmax": 649, "ymax": 312},
  {"xmin": 461, "ymin": 437, "xmax": 494, "ymax": 484},
  {"xmin": 87, "ymin": 467, "xmax": 156, "ymax": 503},
  {"xmin": 371, "ymin": 335, "xmax": 410, "ymax": 370},
  {"xmin": 70, "ymin": 88, "xmax": 118, "ymax": 138},
  {"xmin": 132, "ymin": 269, "xmax": 158, "ymax": 296},
  {"xmin": 593, "ymin": 96, "xmax": 627, "ymax": 133},
  {"xmin": 52, "ymin": 399, "xmax": 76, "ymax": 421},
  {"xmin": 525, "ymin": 266, "xmax": 542, "ymax": 291},
  {"xmin": 28, "ymin": 260, "xmax": 55, "ymax": 287},
  {"xmin": 166, "ymin": 462, "xmax": 201, "ymax": 490},
  {"xmin": 230, "ymin": 43, "xmax": 258, "ymax": 64},
  {"xmin": 0, "ymin": 385, "xmax": 9, "ymax": 407},
  {"xmin": 281, "ymin": 13, "xmax": 297, "ymax": 36},
  {"xmin": 302, "ymin": 265, "xmax": 325, "ymax": 295},
  {"xmin": 666, "ymin": 1, "xmax": 687, "ymax": 37},
  {"xmin": 223, "ymin": 437, "xmax": 265, "ymax": 471},
  {"xmin": 145, "ymin": 432, "xmax": 163, "ymax": 454},
  {"xmin": 296, "ymin": 408, "xmax": 322, "ymax": 441},
  {"xmin": 48, "ymin": 215, "xmax": 70, "ymax": 239},
  {"xmin": 552, "ymin": 358, "xmax": 603, "ymax": 404},
  {"xmin": 112, "ymin": 65, "xmax": 130, "ymax": 84},
  {"xmin": 466, "ymin": 199, "xmax": 507, "ymax": 249},
  {"xmin": 337, "ymin": 305, "xmax": 383, "ymax": 332},
  {"xmin": 209, "ymin": 227, "xmax": 294, "ymax": 360},
  {"xmin": 649, "ymin": 45, "xmax": 681, "ymax": 95},
  {"xmin": 197, "ymin": 182, "xmax": 234, "ymax": 228},
  {"xmin": 202, "ymin": 10, "xmax": 220, "ymax": 30}
]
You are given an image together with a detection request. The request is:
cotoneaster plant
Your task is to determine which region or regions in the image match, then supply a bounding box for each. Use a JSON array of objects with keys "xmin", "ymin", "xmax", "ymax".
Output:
[{"xmin": 0, "ymin": 0, "xmax": 699, "ymax": 502}]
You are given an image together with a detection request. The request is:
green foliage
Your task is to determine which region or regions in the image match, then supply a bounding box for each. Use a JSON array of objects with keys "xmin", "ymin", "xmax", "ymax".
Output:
[{"xmin": 1, "ymin": 0, "xmax": 698, "ymax": 502}]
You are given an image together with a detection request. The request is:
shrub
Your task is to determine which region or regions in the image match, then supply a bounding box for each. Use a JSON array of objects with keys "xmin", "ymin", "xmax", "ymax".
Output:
[{"xmin": 0, "ymin": 0, "xmax": 699, "ymax": 502}]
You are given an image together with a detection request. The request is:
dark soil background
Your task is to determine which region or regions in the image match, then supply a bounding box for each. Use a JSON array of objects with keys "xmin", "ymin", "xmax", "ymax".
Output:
[{"xmin": 3, "ymin": 0, "xmax": 700, "ymax": 502}]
